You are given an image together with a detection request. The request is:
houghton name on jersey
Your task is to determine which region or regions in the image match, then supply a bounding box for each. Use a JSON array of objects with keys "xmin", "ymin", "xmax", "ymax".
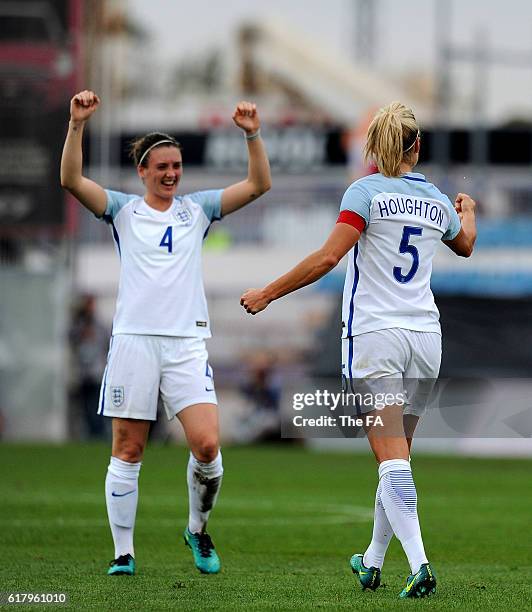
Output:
[
  {"xmin": 339, "ymin": 172, "xmax": 461, "ymax": 338},
  {"xmin": 100, "ymin": 189, "xmax": 223, "ymax": 338}
]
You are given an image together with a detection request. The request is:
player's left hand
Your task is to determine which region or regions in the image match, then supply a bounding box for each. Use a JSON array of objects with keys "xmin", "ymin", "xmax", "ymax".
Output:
[
  {"xmin": 240, "ymin": 288, "xmax": 269, "ymax": 315},
  {"xmin": 455, "ymin": 193, "xmax": 476, "ymax": 217},
  {"xmin": 232, "ymin": 101, "xmax": 260, "ymax": 135}
]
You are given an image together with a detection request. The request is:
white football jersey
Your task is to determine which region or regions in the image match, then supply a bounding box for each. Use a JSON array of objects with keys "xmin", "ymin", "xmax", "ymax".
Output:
[
  {"xmin": 339, "ymin": 172, "xmax": 461, "ymax": 338},
  {"xmin": 101, "ymin": 189, "xmax": 223, "ymax": 338}
]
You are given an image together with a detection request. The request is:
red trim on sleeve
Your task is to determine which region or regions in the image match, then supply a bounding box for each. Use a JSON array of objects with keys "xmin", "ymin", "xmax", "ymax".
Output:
[{"xmin": 336, "ymin": 210, "xmax": 366, "ymax": 232}]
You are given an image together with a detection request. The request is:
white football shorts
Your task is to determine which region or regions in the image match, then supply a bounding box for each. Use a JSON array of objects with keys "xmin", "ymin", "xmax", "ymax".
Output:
[
  {"xmin": 97, "ymin": 334, "xmax": 217, "ymax": 421},
  {"xmin": 341, "ymin": 328, "xmax": 441, "ymax": 417}
]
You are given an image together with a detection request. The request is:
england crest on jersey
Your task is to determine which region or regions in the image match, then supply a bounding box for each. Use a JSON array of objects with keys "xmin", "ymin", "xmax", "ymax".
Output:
[
  {"xmin": 174, "ymin": 205, "xmax": 192, "ymax": 226},
  {"xmin": 111, "ymin": 386, "xmax": 124, "ymax": 407}
]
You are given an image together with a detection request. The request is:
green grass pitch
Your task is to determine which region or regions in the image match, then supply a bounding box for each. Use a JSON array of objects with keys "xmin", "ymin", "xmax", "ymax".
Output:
[{"xmin": 1, "ymin": 444, "xmax": 531, "ymax": 610}]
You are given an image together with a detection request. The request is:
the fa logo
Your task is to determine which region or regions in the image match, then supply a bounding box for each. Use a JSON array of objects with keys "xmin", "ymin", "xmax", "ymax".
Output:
[
  {"xmin": 174, "ymin": 206, "xmax": 192, "ymax": 225},
  {"xmin": 111, "ymin": 386, "xmax": 124, "ymax": 407}
]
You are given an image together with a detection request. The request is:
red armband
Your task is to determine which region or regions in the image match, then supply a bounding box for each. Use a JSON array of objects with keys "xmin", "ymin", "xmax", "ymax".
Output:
[{"xmin": 336, "ymin": 210, "xmax": 366, "ymax": 232}]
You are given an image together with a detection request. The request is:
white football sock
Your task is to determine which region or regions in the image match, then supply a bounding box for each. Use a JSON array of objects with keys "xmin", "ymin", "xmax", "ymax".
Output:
[
  {"xmin": 363, "ymin": 479, "xmax": 393, "ymax": 569},
  {"xmin": 378, "ymin": 459, "xmax": 428, "ymax": 574},
  {"xmin": 187, "ymin": 451, "xmax": 223, "ymax": 534},
  {"xmin": 105, "ymin": 456, "xmax": 141, "ymax": 559}
]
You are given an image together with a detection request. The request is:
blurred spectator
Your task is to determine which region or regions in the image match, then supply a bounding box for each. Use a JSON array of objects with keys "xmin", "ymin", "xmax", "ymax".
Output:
[
  {"xmin": 69, "ymin": 294, "xmax": 109, "ymax": 439},
  {"xmin": 0, "ymin": 237, "xmax": 22, "ymax": 265},
  {"xmin": 239, "ymin": 351, "xmax": 282, "ymax": 442}
]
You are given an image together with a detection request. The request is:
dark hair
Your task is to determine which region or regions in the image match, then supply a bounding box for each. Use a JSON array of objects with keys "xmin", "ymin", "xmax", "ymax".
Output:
[{"xmin": 129, "ymin": 132, "xmax": 182, "ymax": 167}]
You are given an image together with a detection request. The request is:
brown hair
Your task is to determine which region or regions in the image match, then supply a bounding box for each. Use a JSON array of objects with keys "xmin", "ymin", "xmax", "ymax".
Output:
[
  {"xmin": 129, "ymin": 132, "xmax": 181, "ymax": 167},
  {"xmin": 364, "ymin": 102, "xmax": 419, "ymax": 177}
]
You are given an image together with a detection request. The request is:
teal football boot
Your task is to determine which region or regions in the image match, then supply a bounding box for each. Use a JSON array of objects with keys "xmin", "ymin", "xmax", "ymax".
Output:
[
  {"xmin": 399, "ymin": 562, "xmax": 436, "ymax": 598},
  {"xmin": 350, "ymin": 553, "xmax": 381, "ymax": 591},
  {"xmin": 107, "ymin": 553, "xmax": 135, "ymax": 576},
  {"xmin": 184, "ymin": 528, "xmax": 221, "ymax": 574}
]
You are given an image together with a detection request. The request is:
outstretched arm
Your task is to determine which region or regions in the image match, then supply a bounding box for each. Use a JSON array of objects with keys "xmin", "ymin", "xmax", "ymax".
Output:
[
  {"xmin": 241, "ymin": 222, "xmax": 361, "ymax": 315},
  {"xmin": 220, "ymin": 101, "xmax": 271, "ymax": 216},
  {"xmin": 60, "ymin": 90, "xmax": 107, "ymax": 217},
  {"xmin": 443, "ymin": 193, "xmax": 476, "ymax": 257}
]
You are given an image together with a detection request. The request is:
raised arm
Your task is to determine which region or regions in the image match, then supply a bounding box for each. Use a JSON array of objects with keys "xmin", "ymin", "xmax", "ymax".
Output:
[
  {"xmin": 220, "ymin": 101, "xmax": 271, "ymax": 216},
  {"xmin": 60, "ymin": 90, "xmax": 107, "ymax": 217},
  {"xmin": 443, "ymin": 193, "xmax": 476, "ymax": 257},
  {"xmin": 240, "ymin": 222, "xmax": 360, "ymax": 315}
]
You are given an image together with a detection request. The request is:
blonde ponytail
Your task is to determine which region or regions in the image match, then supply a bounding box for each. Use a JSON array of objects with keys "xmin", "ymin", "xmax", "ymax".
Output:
[{"xmin": 364, "ymin": 102, "xmax": 419, "ymax": 177}]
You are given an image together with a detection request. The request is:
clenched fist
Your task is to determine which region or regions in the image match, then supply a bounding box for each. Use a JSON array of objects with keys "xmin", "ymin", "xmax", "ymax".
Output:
[
  {"xmin": 232, "ymin": 101, "xmax": 260, "ymax": 135},
  {"xmin": 240, "ymin": 288, "xmax": 270, "ymax": 315},
  {"xmin": 70, "ymin": 90, "xmax": 100, "ymax": 124}
]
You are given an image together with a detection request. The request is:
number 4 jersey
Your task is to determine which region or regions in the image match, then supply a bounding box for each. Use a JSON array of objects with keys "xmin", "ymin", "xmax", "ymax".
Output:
[
  {"xmin": 338, "ymin": 172, "xmax": 461, "ymax": 338},
  {"xmin": 100, "ymin": 189, "xmax": 223, "ymax": 338}
]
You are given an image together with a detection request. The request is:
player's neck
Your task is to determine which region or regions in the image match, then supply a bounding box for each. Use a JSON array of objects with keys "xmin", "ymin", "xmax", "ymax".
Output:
[
  {"xmin": 144, "ymin": 192, "xmax": 174, "ymax": 211},
  {"xmin": 399, "ymin": 162, "xmax": 415, "ymax": 175}
]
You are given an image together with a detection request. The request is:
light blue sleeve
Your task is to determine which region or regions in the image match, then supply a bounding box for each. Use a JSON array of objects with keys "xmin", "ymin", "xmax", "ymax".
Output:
[
  {"xmin": 187, "ymin": 189, "xmax": 223, "ymax": 222},
  {"xmin": 102, "ymin": 190, "xmax": 133, "ymax": 221},
  {"xmin": 339, "ymin": 181, "xmax": 372, "ymax": 224},
  {"xmin": 441, "ymin": 195, "xmax": 461, "ymax": 240}
]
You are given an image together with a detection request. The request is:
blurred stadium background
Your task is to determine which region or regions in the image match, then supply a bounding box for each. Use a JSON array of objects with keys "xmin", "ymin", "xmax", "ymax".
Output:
[{"xmin": 1, "ymin": 0, "xmax": 532, "ymax": 457}]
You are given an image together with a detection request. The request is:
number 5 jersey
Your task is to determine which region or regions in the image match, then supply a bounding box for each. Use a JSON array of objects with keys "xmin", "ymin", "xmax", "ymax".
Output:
[{"xmin": 337, "ymin": 172, "xmax": 461, "ymax": 338}]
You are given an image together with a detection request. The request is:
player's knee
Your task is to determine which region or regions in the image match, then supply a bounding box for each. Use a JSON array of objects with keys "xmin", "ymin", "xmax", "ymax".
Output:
[
  {"xmin": 193, "ymin": 438, "xmax": 219, "ymax": 463},
  {"xmin": 113, "ymin": 441, "xmax": 144, "ymax": 463},
  {"xmin": 117, "ymin": 443, "xmax": 144, "ymax": 463},
  {"xmin": 113, "ymin": 429, "xmax": 145, "ymax": 462}
]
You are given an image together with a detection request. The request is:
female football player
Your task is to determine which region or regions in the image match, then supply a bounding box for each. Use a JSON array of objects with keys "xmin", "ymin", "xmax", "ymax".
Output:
[
  {"xmin": 61, "ymin": 90, "xmax": 271, "ymax": 576},
  {"xmin": 240, "ymin": 102, "xmax": 476, "ymax": 599}
]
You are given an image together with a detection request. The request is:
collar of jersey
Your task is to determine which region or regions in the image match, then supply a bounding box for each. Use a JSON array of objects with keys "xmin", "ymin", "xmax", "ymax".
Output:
[
  {"xmin": 135, "ymin": 198, "xmax": 177, "ymax": 217},
  {"xmin": 402, "ymin": 172, "xmax": 427, "ymax": 183}
]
